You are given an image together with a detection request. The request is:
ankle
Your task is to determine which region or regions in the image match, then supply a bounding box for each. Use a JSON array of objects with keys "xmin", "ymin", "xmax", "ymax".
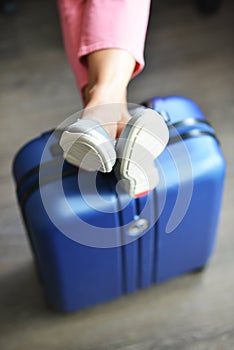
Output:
[
  {"xmin": 84, "ymin": 82, "xmax": 127, "ymax": 107},
  {"xmin": 81, "ymin": 83, "xmax": 131, "ymax": 140}
]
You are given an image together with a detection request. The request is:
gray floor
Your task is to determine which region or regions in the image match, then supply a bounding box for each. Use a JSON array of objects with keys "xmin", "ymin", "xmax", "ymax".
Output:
[{"xmin": 0, "ymin": 0, "xmax": 234, "ymax": 349}]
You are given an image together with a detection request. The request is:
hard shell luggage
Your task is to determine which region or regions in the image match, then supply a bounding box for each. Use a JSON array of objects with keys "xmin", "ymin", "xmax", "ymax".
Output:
[{"xmin": 12, "ymin": 96, "xmax": 226, "ymax": 312}]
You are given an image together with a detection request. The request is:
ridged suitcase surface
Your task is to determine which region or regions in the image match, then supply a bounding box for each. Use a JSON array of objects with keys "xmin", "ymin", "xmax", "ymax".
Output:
[{"xmin": 12, "ymin": 96, "xmax": 226, "ymax": 312}]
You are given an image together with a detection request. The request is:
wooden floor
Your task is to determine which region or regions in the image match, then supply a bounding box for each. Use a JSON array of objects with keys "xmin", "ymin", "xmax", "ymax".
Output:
[{"xmin": 0, "ymin": 0, "xmax": 234, "ymax": 349}]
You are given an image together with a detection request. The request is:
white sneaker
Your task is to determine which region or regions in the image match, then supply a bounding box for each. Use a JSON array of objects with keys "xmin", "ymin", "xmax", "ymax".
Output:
[
  {"xmin": 59, "ymin": 119, "xmax": 116, "ymax": 173},
  {"xmin": 115, "ymin": 108, "xmax": 169, "ymax": 198}
]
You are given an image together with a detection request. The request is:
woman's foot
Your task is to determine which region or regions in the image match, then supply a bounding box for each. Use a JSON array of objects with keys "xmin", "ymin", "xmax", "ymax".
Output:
[
  {"xmin": 60, "ymin": 83, "xmax": 131, "ymax": 172},
  {"xmin": 115, "ymin": 108, "xmax": 169, "ymax": 198},
  {"xmin": 60, "ymin": 82, "xmax": 169, "ymax": 197},
  {"xmin": 59, "ymin": 118, "xmax": 117, "ymax": 172},
  {"xmin": 81, "ymin": 83, "xmax": 131, "ymax": 140}
]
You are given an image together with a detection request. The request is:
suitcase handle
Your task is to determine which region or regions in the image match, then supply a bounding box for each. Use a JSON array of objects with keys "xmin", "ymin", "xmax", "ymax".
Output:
[
  {"xmin": 168, "ymin": 117, "xmax": 212, "ymax": 129},
  {"xmin": 169, "ymin": 129, "xmax": 219, "ymax": 145}
]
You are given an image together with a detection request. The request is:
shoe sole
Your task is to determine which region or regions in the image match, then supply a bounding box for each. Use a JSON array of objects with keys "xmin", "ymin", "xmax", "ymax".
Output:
[
  {"xmin": 60, "ymin": 131, "xmax": 116, "ymax": 172},
  {"xmin": 117, "ymin": 110, "xmax": 169, "ymax": 197}
]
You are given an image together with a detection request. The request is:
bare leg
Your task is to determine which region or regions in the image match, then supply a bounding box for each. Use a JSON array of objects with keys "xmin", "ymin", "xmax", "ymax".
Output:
[{"xmin": 81, "ymin": 48, "xmax": 136, "ymax": 140}]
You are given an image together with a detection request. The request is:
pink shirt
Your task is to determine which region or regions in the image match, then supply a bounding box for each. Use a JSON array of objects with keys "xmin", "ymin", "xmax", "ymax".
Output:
[{"xmin": 58, "ymin": 0, "xmax": 151, "ymax": 92}]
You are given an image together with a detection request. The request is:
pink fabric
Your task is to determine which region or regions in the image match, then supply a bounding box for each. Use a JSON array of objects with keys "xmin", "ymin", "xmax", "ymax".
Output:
[{"xmin": 57, "ymin": 0, "xmax": 151, "ymax": 94}]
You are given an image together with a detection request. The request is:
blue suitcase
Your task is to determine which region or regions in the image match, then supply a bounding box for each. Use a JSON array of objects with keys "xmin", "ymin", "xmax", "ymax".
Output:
[{"xmin": 12, "ymin": 96, "xmax": 225, "ymax": 312}]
